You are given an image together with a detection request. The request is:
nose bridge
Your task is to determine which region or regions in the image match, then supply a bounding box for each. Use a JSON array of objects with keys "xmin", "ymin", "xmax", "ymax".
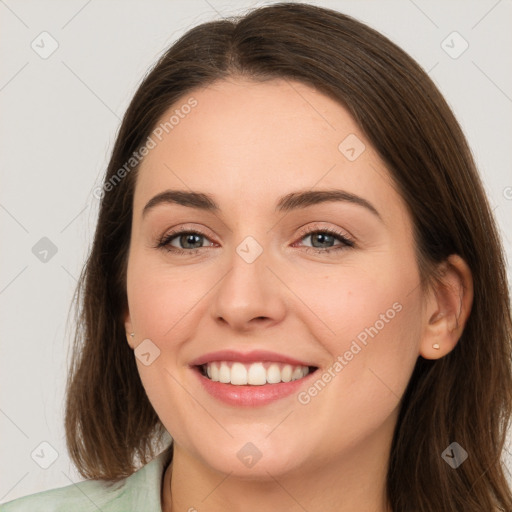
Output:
[{"xmin": 211, "ymin": 232, "xmax": 286, "ymax": 329}]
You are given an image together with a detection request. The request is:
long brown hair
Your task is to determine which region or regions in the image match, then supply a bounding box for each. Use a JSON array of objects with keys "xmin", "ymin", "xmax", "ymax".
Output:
[{"xmin": 65, "ymin": 3, "xmax": 512, "ymax": 510}]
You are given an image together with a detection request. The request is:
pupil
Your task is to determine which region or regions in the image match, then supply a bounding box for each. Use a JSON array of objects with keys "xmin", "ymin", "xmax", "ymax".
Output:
[
  {"xmin": 313, "ymin": 233, "xmax": 333, "ymax": 248},
  {"xmin": 182, "ymin": 234, "xmax": 201, "ymax": 249}
]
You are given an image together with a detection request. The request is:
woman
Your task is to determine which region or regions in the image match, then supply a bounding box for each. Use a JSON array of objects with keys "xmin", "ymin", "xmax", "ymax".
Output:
[{"xmin": 2, "ymin": 2, "xmax": 511, "ymax": 511}]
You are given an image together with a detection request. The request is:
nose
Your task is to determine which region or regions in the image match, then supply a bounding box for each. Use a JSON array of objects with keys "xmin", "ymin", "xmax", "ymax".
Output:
[{"xmin": 210, "ymin": 243, "xmax": 287, "ymax": 332}]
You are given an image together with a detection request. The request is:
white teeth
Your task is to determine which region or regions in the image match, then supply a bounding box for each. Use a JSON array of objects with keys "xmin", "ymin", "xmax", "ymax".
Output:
[
  {"xmin": 230, "ymin": 362, "xmax": 247, "ymax": 385},
  {"xmin": 202, "ymin": 361, "xmax": 312, "ymax": 385},
  {"xmin": 267, "ymin": 363, "xmax": 281, "ymax": 384},
  {"xmin": 219, "ymin": 362, "xmax": 230, "ymax": 383},
  {"xmin": 281, "ymin": 365, "xmax": 292, "ymax": 382},
  {"xmin": 210, "ymin": 363, "xmax": 219, "ymax": 382},
  {"xmin": 247, "ymin": 362, "xmax": 267, "ymax": 385},
  {"xmin": 292, "ymin": 366, "xmax": 304, "ymax": 380}
]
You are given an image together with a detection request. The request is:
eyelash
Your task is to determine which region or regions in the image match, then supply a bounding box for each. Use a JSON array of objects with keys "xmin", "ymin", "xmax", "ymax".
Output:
[{"xmin": 155, "ymin": 226, "xmax": 355, "ymax": 256}]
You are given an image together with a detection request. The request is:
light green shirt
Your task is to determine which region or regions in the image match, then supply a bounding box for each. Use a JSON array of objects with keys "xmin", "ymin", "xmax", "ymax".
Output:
[{"xmin": 0, "ymin": 446, "xmax": 173, "ymax": 512}]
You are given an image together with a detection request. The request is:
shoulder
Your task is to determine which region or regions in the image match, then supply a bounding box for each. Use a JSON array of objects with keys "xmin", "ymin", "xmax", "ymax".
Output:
[
  {"xmin": 0, "ymin": 478, "xmax": 124, "ymax": 512},
  {"xmin": 0, "ymin": 446, "xmax": 173, "ymax": 512}
]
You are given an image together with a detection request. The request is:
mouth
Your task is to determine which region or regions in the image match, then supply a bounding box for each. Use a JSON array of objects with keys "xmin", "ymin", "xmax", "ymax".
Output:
[{"xmin": 196, "ymin": 361, "xmax": 319, "ymax": 386}]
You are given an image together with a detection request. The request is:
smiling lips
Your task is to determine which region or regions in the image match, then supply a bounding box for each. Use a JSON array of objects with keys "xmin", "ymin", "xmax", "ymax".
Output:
[
  {"xmin": 190, "ymin": 349, "xmax": 318, "ymax": 387},
  {"xmin": 190, "ymin": 350, "xmax": 319, "ymax": 406}
]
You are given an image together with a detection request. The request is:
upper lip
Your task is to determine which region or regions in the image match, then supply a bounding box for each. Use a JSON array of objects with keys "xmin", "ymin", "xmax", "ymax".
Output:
[{"xmin": 189, "ymin": 350, "xmax": 317, "ymax": 368}]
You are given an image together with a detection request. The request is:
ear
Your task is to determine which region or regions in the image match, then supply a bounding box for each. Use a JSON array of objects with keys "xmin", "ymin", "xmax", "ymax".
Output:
[
  {"xmin": 419, "ymin": 254, "xmax": 473, "ymax": 360},
  {"xmin": 124, "ymin": 309, "xmax": 135, "ymax": 350}
]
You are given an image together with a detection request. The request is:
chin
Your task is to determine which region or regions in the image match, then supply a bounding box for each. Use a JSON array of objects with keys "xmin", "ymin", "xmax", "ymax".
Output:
[{"xmin": 192, "ymin": 436, "xmax": 310, "ymax": 479}]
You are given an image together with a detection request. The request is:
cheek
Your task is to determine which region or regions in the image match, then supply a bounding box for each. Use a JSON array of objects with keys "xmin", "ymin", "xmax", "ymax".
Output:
[
  {"xmin": 291, "ymin": 254, "xmax": 420, "ymax": 345},
  {"xmin": 290, "ymin": 276, "xmax": 421, "ymax": 454},
  {"xmin": 125, "ymin": 253, "xmax": 210, "ymax": 439},
  {"xmin": 290, "ymin": 252, "xmax": 422, "ymax": 397},
  {"xmin": 126, "ymin": 253, "xmax": 212, "ymax": 341}
]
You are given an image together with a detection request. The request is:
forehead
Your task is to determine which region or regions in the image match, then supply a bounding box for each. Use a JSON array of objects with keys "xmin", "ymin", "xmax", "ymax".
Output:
[{"xmin": 133, "ymin": 77, "xmax": 405, "ymax": 225}]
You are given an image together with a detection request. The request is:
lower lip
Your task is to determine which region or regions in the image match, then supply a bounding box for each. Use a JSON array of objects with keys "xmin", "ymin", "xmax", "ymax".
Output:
[{"xmin": 193, "ymin": 367, "xmax": 317, "ymax": 407}]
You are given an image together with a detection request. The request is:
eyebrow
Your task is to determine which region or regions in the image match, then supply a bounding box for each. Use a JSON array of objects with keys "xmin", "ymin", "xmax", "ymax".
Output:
[{"xmin": 142, "ymin": 189, "xmax": 382, "ymax": 220}]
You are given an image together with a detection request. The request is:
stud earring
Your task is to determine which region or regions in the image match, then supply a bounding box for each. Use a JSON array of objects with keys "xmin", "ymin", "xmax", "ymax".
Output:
[
  {"xmin": 130, "ymin": 332, "xmax": 135, "ymax": 338},
  {"xmin": 432, "ymin": 343, "xmax": 440, "ymax": 350}
]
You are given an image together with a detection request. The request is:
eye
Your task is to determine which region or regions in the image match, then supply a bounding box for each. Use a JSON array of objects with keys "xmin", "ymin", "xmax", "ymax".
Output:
[
  {"xmin": 155, "ymin": 225, "xmax": 355, "ymax": 256},
  {"xmin": 293, "ymin": 226, "xmax": 355, "ymax": 255},
  {"xmin": 156, "ymin": 229, "xmax": 215, "ymax": 255}
]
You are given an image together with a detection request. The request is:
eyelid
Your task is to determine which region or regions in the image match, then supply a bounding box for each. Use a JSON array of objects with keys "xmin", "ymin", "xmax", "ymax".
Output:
[{"xmin": 158, "ymin": 223, "xmax": 217, "ymax": 241}]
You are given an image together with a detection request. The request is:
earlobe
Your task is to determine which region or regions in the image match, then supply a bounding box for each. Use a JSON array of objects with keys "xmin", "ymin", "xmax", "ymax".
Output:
[{"xmin": 419, "ymin": 254, "xmax": 473, "ymax": 360}]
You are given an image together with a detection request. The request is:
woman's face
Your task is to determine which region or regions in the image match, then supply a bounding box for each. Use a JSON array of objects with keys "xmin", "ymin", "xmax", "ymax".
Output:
[{"xmin": 125, "ymin": 77, "xmax": 425, "ymax": 478}]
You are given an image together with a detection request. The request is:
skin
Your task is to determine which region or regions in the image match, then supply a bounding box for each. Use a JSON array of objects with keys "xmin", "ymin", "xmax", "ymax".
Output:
[{"xmin": 124, "ymin": 77, "xmax": 473, "ymax": 512}]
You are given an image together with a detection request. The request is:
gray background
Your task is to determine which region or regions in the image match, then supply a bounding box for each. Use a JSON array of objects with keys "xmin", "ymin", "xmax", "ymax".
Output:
[{"xmin": 1, "ymin": 0, "xmax": 511, "ymax": 502}]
